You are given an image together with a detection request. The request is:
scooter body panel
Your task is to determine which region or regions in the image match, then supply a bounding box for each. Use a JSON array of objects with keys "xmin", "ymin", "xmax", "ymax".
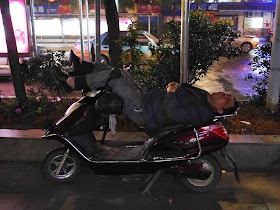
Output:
[{"xmin": 148, "ymin": 123, "xmax": 229, "ymax": 157}]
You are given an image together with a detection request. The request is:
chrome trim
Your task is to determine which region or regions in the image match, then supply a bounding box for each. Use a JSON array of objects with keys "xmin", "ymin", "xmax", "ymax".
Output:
[
  {"xmin": 215, "ymin": 112, "xmax": 237, "ymax": 118},
  {"xmin": 153, "ymin": 156, "xmax": 188, "ymax": 161},
  {"xmin": 85, "ymin": 90, "xmax": 98, "ymax": 97},
  {"xmin": 190, "ymin": 128, "xmax": 202, "ymax": 160},
  {"xmin": 125, "ymin": 145, "xmax": 143, "ymax": 148},
  {"xmin": 90, "ymin": 156, "xmax": 189, "ymax": 164},
  {"xmin": 44, "ymin": 134, "xmax": 190, "ymax": 164}
]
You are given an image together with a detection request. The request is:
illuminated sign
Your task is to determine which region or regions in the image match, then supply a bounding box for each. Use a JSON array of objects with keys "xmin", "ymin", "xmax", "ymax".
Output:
[
  {"xmin": 34, "ymin": 3, "xmax": 58, "ymax": 14},
  {"xmin": 0, "ymin": 0, "xmax": 29, "ymax": 54},
  {"xmin": 137, "ymin": 4, "xmax": 162, "ymax": 13},
  {"xmin": 244, "ymin": 17, "xmax": 263, "ymax": 29}
]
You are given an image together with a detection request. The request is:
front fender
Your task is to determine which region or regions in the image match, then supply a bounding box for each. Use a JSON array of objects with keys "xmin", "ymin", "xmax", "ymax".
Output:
[
  {"xmin": 42, "ymin": 134, "xmax": 69, "ymax": 146},
  {"xmin": 42, "ymin": 134, "xmax": 92, "ymax": 162}
]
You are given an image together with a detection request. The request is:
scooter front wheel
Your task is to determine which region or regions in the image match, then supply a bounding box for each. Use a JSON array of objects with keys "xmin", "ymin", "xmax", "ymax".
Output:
[
  {"xmin": 42, "ymin": 147, "xmax": 81, "ymax": 183},
  {"xmin": 180, "ymin": 155, "xmax": 222, "ymax": 192}
]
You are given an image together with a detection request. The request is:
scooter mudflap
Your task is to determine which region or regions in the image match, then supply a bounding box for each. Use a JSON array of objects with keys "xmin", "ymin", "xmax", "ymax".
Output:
[{"xmin": 219, "ymin": 148, "xmax": 240, "ymax": 183}]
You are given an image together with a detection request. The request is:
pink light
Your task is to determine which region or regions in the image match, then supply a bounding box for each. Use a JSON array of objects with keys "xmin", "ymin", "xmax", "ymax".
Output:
[{"xmin": 0, "ymin": 0, "xmax": 29, "ymax": 54}]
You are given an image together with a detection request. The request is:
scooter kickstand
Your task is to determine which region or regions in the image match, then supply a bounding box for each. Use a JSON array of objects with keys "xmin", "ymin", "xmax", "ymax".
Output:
[{"xmin": 141, "ymin": 168, "xmax": 165, "ymax": 200}]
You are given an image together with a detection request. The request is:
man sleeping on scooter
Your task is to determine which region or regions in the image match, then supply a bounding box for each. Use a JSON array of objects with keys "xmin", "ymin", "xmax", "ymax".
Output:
[{"xmin": 53, "ymin": 50, "xmax": 238, "ymax": 130}]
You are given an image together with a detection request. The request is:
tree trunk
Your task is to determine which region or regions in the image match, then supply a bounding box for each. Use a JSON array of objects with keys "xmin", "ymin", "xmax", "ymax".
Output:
[
  {"xmin": 0, "ymin": 0, "xmax": 27, "ymax": 101},
  {"xmin": 104, "ymin": 0, "xmax": 122, "ymax": 68},
  {"xmin": 266, "ymin": 0, "xmax": 280, "ymax": 112}
]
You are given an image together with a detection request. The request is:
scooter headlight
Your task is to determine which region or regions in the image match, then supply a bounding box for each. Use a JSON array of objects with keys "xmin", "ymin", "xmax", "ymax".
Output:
[{"xmin": 65, "ymin": 102, "xmax": 82, "ymax": 115}]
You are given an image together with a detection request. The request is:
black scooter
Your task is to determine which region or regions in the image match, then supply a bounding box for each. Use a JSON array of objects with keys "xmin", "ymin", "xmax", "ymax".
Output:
[{"xmin": 41, "ymin": 73, "xmax": 239, "ymax": 195}]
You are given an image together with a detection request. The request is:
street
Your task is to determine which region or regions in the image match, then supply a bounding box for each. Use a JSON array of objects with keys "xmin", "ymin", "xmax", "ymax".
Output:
[
  {"xmin": 0, "ymin": 162, "xmax": 279, "ymax": 210},
  {"xmin": 194, "ymin": 50, "xmax": 260, "ymax": 101}
]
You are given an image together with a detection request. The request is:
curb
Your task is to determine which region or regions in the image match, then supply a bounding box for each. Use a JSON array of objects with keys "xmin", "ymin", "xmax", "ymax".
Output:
[{"xmin": 0, "ymin": 129, "xmax": 280, "ymax": 171}]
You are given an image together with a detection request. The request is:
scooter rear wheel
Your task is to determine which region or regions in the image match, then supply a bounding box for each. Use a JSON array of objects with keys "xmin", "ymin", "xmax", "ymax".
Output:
[
  {"xmin": 180, "ymin": 155, "xmax": 222, "ymax": 192},
  {"xmin": 42, "ymin": 147, "xmax": 81, "ymax": 183}
]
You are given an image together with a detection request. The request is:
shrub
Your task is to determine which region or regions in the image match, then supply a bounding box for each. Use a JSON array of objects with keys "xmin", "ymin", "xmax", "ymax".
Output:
[
  {"xmin": 153, "ymin": 12, "xmax": 240, "ymax": 86},
  {"xmin": 20, "ymin": 51, "xmax": 72, "ymax": 98},
  {"xmin": 118, "ymin": 22, "xmax": 143, "ymax": 77},
  {"xmin": 122, "ymin": 11, "xmax": 241, "ymax": 88},
  {"xmin": 0, "ymin": 51, "xmax": 77, "ymax": 129},
  {"xmin": 245, "ymin": 43, "xmax": 271, "ymax": 105},
  {"xmin": 0, "ymin": 96, "xmax": 76, "ymax": 129},
  {"xmin": 189, "ymin": 13, "xmax": 240, "ymax": 83}
]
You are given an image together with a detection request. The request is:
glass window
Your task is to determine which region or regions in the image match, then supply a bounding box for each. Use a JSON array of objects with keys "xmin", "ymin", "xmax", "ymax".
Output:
[{"xmin": 102, "ymin": 34, "xmax": 109, "ymax": 45}]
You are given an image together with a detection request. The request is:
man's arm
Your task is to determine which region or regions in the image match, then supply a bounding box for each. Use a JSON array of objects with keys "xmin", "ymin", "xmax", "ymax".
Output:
[
  {"xmin": 163, "ymin": 82, "xmax": 214, "ymax": 127},
  {"xmin": 163, "ymin": 92, "xmax": 192, "ymax": 125},
  {"xmin": 164, "ymin": 82, "xmax": 192, "ymax": 124}
]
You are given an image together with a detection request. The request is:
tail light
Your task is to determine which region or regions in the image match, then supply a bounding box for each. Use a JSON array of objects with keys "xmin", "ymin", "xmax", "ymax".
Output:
[
  {"xmin": 200, "ymin": 123, "xmax": 229, "ymax": 140},
  {"xmin": 74, "ymin": 43, "xmax": 78, "ymax": 50}
]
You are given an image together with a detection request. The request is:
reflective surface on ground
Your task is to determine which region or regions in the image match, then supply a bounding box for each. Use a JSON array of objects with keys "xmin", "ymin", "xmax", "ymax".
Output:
[{"xmin": 0, "ymin": 162, "xmax": 279, "ymax": 210}]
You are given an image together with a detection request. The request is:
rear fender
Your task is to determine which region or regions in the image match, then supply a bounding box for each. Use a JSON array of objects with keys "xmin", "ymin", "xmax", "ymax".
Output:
[{"xmin": 169, "ymin": 155, "xmax": 220, "ymax": 180}]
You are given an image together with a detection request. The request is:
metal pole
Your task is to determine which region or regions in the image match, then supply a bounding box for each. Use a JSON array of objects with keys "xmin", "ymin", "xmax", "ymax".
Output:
[
  {"xmin": 180, "ymin": 0, "xmax": 190, "ymax": 84},
  {"xmin": 95, "ymin": 0, "xmax": 101, "ymax": 63},
  {"xmin": 78, "ymin": 0, "xmax": 85, "ymax": 60},
  {"xmin": 148, "ymin": 15, "xmax": 151, "ymax": 33},
  {"xmin": 60, "ymin": 18, "xmax": 64, "ymax": 42},
  {"xmin": 115, "ymin": 0, "xmax": 119, "ymax": 12},
  {"xmin": 157, "ymin": 15, "xmax": 160, "ymax": 37},
  {"xmin": 85, "ymin": 0, "xmax": 91, "ymax": 62},
  {"xmin": 24, "ymin": 0, "xmax": 33, "ymax": 57},
  {"xmin": 30, "ymin": 0, "xmax": 37, "ymax": 56},
  {"xmin": 266, "ymin": 0, "xmax": 280, "ymax": 112}
]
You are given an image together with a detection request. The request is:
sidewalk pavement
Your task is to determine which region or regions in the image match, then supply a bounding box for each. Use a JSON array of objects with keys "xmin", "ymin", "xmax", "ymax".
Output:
[{"xmin": 0, "ymin": 129, "xmax": 279, "ymax": 172}]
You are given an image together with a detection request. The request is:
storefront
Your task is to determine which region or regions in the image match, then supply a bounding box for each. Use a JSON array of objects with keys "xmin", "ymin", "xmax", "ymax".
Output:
[{"xmin": 0, "ymin": 0, "xmax": 30, "ymax": 56}]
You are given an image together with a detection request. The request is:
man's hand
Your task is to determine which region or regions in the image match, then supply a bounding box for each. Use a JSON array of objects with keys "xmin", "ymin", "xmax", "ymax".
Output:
[{"xmin": 166, "ymin": 81, "xmax": 180, "ymax": 93}]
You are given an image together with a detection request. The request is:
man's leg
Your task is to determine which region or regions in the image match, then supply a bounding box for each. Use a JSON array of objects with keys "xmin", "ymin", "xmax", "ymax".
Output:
[
  {"xmin": 56, "ymin": 67, "xmax": 146, "ymax": 125},
  {"xmin": 77, "ymin": 60, "xmax": 143, "ymax": 94},
  {"xmin": 81, "ymin": 62, "xmax": 113, "ymax": 74},
  {"xmin": 85, "ymin": 69, "xmax": 143, "ymax": 109}
]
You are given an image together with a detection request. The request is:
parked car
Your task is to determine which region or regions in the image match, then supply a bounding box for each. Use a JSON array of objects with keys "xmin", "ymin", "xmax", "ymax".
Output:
[
  {"xmin": 74, "ymin": 31, "xmax": 159, "ymax": 64},
  {"xmin": 233, "ymin": 33, "xmax": 260, "ymax": 53},
  {"xmin": 36, "ymin": 44, "xmax": 48, "ymax": 55}
]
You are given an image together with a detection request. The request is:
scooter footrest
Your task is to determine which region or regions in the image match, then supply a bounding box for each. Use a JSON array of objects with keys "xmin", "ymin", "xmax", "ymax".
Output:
[{"xmin": 96, "ymin": 145, "xmax": 143, "ymax": 161}]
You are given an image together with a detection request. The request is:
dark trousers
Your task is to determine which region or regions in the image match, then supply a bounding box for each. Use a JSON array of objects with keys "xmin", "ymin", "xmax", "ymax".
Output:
[{"xmin": 83, "ymin": 63, "xmax": 146, "ymax": 126}]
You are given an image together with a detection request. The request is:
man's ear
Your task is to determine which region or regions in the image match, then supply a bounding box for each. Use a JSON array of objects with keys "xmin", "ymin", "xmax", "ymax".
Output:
[{"xmin": 217, "ymin": 108, "xmax": 224, "ymax": 115}]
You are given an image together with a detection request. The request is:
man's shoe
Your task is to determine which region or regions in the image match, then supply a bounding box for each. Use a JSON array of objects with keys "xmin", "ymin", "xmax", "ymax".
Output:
[
  {"xmin": 68, "ymin": 50, "xmax": 82, "ymax": 75},
  {"xmin": 68, "ymin": 49, "xmax": 81, "ymax": 65},
  {"xmin": 52, "ymin": 66, "xmax": 73, "ymax": 93}
]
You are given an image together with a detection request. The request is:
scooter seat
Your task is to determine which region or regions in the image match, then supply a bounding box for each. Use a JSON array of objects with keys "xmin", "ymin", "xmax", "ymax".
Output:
[{"xmin": 145, "ymin": 124, "xmax": 192, "ymax": 137}]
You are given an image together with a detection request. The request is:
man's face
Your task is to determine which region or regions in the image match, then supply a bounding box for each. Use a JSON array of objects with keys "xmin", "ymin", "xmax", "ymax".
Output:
[{"xmin": 210, "ymin": 92, "xmax": 235, "ymax": 114}]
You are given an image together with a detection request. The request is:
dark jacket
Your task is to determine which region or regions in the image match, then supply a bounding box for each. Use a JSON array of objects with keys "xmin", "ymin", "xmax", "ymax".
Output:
[{"xmin": 142, "ymin": 84, "xmax": 216, "ymax": 129}]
